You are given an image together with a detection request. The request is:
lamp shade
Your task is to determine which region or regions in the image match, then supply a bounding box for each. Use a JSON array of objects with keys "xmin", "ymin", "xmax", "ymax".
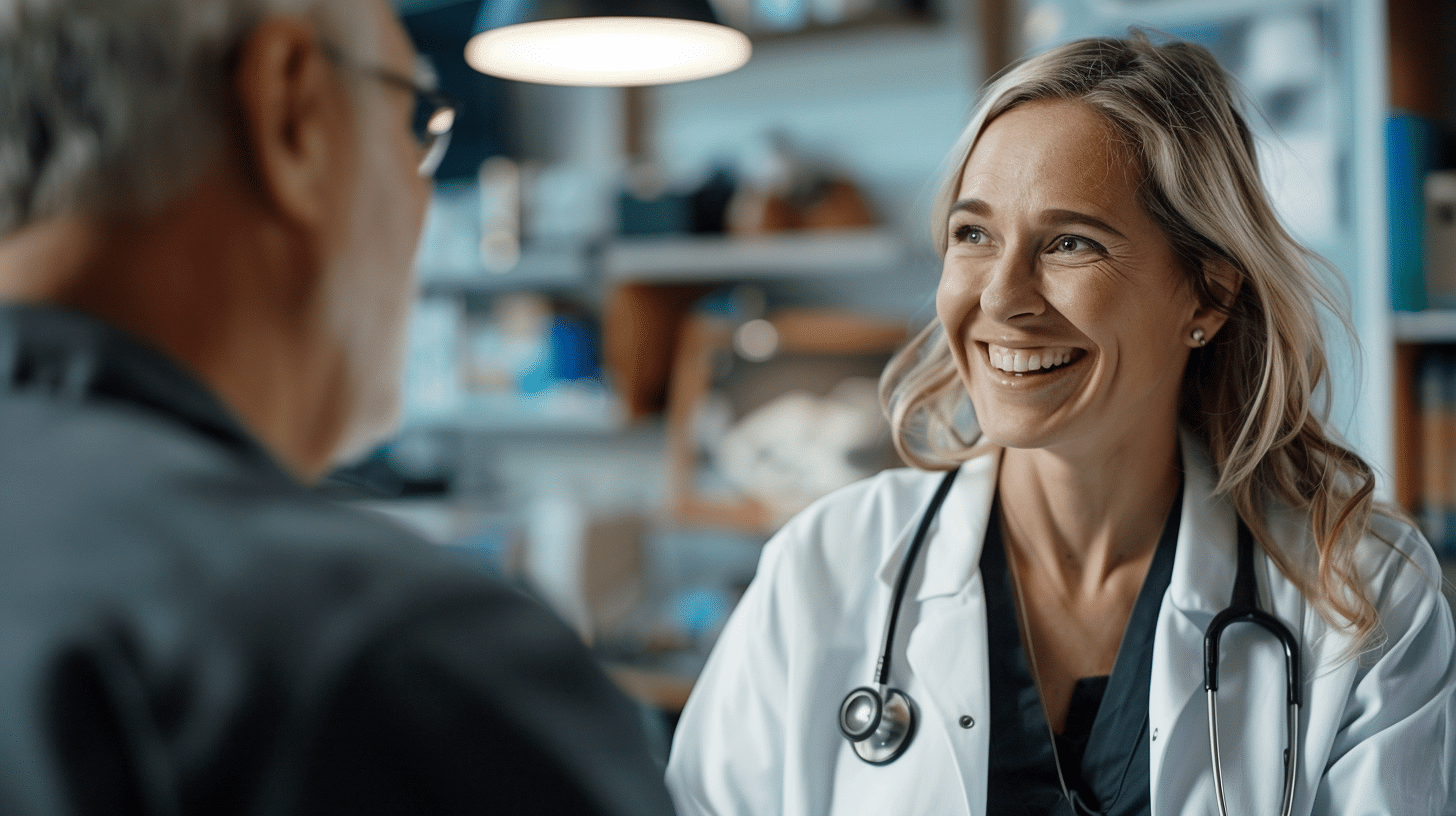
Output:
[{"xmin": 466, "ymin": 0, "xmax": 751, "ymax": 86}]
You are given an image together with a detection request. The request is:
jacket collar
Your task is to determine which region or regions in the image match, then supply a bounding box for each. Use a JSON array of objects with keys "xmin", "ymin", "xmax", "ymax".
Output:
[
  {"xmin": 0, "ymin": 302, "xmax": 281, "ymax": 471},
  {"xmin": 1168, "ymin": 428, "xmax": 1241, "ymax": 617},
  {"xmin": 874, "ymin": 431, "xmax": 1239, "ymax": 609},
  {"xmin": 875, "ymin": 449, "xmax": 1000, "ymax": 602}
]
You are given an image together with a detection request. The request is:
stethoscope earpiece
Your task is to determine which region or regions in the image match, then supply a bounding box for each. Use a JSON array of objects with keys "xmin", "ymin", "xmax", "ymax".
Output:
[{"xmin": 839, "ymin": 684, "xmax": 918, "ymax": 765}]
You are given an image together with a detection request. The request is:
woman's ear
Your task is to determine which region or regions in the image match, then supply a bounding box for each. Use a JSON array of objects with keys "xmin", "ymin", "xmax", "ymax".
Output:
[{"xmin": 1187, "ymin": 258, "xmax": 1241, "ymax": 346}]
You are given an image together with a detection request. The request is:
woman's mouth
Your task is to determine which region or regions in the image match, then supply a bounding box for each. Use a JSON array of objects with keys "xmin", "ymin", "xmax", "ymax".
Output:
[{"xmin": 985, "ymin": 343, "xmax": 1085, "ymax": 376}]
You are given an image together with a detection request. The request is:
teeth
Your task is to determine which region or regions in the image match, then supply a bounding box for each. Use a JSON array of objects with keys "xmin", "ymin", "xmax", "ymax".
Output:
[{"xmin": 987, "ymin": 344, "xmax": 1077, "ymax": 374}]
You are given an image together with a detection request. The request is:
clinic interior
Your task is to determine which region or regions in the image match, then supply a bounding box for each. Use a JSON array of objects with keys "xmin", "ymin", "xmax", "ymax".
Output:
[{"xmin": 357, "ymin": 0, "xmax": 1456, "ymax": 741}]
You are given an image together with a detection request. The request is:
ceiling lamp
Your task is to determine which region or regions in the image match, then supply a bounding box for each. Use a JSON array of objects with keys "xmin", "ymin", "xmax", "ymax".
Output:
[{"xmin": 465, "ymin": 0, "xmax": 751, "ymax": 86}]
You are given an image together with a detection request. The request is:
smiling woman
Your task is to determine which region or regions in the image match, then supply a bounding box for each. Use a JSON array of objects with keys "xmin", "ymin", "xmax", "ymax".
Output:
[
  {"xmin": 666, "ymin": 31, "xmax": 1456, "ymax": 816},
  {"xmin": 935, "ymin": 100, "xmax": 1213, "ymax": 459}
]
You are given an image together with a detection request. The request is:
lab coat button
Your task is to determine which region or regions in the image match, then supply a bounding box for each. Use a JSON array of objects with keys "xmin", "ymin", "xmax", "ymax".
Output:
[
  {"xmin": 1151, "ymin": 728, "xmax": 1159, "ymax": 741},
  {"xmin": 959, "ymin": 715, "xmax": 975, "ymax": 729}
]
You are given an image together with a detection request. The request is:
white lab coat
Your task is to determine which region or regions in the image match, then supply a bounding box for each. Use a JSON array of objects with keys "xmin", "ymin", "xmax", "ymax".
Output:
[{"xmin": 666, "ymin": 436, "xmax": 1456, "ymax": 815}]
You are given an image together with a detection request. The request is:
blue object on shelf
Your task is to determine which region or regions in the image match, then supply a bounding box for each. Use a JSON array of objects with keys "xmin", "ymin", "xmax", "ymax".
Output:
[
  {"xmin": 672, "ymin": 587, "xmax": 732, "ymax": 640},
  {"xmin": 1387, "ymin": 113, "xmax": 1443, "ymax": 312},
  {"xmin": 550, "ymin": 316, "xmax": 600, "ymax": 381}
]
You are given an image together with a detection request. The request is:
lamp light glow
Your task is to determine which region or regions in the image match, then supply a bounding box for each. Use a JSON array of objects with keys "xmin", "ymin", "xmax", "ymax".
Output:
[{"xmin": 466, "ymin": 16, "xmax": 751, "ymax": 86}]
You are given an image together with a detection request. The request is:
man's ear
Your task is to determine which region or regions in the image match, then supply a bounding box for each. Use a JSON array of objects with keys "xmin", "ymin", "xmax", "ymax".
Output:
[{"xmin": 231, "ymin": 18, "xmax": 351, "ymax": 228}]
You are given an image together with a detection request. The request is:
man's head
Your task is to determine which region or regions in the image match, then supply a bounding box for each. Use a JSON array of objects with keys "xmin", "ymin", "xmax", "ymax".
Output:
[
  {"xmin": 0, "ymin": 0, "xmax": 437, "ymax": 478},
  {"xmin": 0, "ymin": 0, "xmax": 372, "ymax": 232}
]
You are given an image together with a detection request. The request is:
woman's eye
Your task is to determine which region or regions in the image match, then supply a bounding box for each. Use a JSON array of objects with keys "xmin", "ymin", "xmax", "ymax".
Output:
[
  {"xmin": 1052, "ymin": 235, "xmax": 1098, "ymax": 254},
  {"xmin": 953, "ymin": 225, "xmax": 985, "ymax": 244}
]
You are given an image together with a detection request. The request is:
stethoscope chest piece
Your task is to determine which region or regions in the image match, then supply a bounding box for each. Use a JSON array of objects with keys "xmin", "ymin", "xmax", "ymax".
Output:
[
  {"xmin": 839, "ymin": 684, "xmax": 918, "ymax": 764},
  {"xmin": 837, "ymin": 468, "xmax": 959, "ymax": 766}
]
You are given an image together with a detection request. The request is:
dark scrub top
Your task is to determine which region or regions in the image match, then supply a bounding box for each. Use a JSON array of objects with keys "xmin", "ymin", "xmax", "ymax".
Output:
[
  {"xmin": 982, "ymin": 492, "xmax": 1181, "ymax": 816},
  {"xmin": 0, "ymin": 303, "xmax": 675, "ymax": 816}
]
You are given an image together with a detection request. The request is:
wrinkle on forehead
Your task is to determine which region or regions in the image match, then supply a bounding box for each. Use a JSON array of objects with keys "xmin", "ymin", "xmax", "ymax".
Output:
[{"xmin": 957, "ymin": 99, "xmax": 1150, "ymax": 235}]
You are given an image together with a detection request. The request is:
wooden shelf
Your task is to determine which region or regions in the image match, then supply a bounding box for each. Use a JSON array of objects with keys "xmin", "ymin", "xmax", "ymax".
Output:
[{"xmin": 601, "ymin": 228, "xmax": 911, "ymax": 283}]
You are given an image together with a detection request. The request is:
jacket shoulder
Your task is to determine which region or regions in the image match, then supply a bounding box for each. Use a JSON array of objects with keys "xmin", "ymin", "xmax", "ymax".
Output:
[
  {"xmin": 1358, "ymin": 512, "xmax": 1447, "ymax": 625},
  {"xmin": 1266, "ymin": 500, "xmax": 1449, "ymax": 653}
]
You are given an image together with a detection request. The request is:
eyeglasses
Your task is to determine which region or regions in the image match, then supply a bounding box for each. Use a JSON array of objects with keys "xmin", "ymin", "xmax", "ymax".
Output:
[
  {"xmin": 368, "ymin": 67, "xmax": 457, "ymax": 178},
  {"xmin": 322, "ymin": 45, "xmax": 458, "ymax": 178}
]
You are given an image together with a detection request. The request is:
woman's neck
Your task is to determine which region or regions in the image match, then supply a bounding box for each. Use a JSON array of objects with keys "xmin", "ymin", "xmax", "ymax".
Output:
[{"xmin": 996, "ymin": 426, "xmax": 1182, "ymax": 599}]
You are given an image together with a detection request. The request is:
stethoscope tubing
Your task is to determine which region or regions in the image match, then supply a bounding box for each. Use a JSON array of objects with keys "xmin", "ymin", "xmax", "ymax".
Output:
[
  {"xmin": 872, "ymin": 468, "xmax": 961, "ymax": 686},
  {"xmin": 844, "ymin": 467, "xmax": 1303, "ymax": 816},
  {"xmin": 838, "ymin": 468, "xmax": 959, "ymax": 765},
  {"xmin": 1202, "ymin": 522, "xmax": 1302, "ymax": 816}
]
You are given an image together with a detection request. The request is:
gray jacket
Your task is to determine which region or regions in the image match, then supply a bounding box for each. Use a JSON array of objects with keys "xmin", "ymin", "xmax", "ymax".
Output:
[{"xmin": 0, "ymin": 303, "xmax": 673, "ymax": 816}]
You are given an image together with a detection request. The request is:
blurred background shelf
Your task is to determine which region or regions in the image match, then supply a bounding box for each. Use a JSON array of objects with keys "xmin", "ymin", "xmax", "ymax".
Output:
[
  {"xmin": 418, "ymin": 243, "xmax": 593, "ymax": 295},
  {"xmin": 1393, "ymin": 310, "xmax": 1456, "ymax": 342},
  {"xmin": 601, "ymin": 228, "xmax": 911, "ymax": 282},
  {"xmin": 403, "ymin": 387, "xmax": 624, "ymax": 435}
]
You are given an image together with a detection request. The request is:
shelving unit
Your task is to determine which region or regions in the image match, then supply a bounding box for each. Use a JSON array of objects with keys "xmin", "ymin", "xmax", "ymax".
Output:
[
  {"xmin": 1385, "ymin": 0, "xmax": 1455, "ymax": 533},
  {"xmin": 403, "ymin": 228, "xmax": 926, "ymax": 436},
  {"xmin": 601, "ymin": 228, "xmax": 908, "ymax": 282},
  {"xmin": 402, "ymin": 391, "xmax": 625, "ymax": 435},
  {"xmin": 416, "ymin": 228, "xmax": 917, "ymax": 292},
  {"xmin": 418, "ymin": 243, "xmax": 592, "ymax": 296},
  {"xmin": 1393, "ymin": 310, "xmax": 1456, "ymax": 342}
]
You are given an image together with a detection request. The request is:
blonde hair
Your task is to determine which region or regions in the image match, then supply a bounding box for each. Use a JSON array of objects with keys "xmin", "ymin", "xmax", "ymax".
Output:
[{"xmin": 882, "ymin": 32, "xmax": 1385, "ymax": 645}]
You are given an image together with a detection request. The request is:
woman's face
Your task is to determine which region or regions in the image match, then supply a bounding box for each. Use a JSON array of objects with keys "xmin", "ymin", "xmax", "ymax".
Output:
[{"xmin": 936, "ymin": 99, "xmax": 1203, "ymax": 456}]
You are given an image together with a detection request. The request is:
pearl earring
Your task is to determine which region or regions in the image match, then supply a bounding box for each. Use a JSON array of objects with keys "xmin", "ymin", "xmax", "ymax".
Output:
[{"xmin": 1191, "ymin": 327, "xmax": 1207, "ymax": 347}]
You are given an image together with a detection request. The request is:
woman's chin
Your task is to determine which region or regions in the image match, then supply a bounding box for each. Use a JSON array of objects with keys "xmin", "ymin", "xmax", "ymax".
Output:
[{"xmin": 973, "ymin": 416, "xmax": 1065, "ymax": 452}]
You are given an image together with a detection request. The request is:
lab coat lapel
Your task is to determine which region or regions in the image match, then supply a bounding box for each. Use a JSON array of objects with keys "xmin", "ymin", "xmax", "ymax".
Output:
[
  {"xmin": 895, "ymin": 453, "xmax": 999, "ymax": 815},
  {"xmin": 873, "ymin": 453, "xmax": 999, "ymax": 600},
  {"xmin": 1149, "ymin": 433, "xmax": 1292, "ymax": 816},
  {"xmin": 1149, "ymin": 435, "xmax": 1235, "ymax": 814}
]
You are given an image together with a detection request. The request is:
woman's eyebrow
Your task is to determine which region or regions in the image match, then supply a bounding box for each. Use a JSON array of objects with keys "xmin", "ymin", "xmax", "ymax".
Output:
[
  {"xmin": 948, "ymin": 198, "xmax": 992, "ymax": 217},
  {"xmin": 1039, "ymin": 208, "xmax": 1127, "ymax": 240},
  {"xmin": 949, "ymin": 200, "xmax": 1127, "ymax": 242}
]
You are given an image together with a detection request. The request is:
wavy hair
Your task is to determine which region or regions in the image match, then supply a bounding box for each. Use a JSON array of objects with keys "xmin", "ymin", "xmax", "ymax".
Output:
[{"xmin": 881, "ymin": 31, "xmax": 1386, "ymax": 645}]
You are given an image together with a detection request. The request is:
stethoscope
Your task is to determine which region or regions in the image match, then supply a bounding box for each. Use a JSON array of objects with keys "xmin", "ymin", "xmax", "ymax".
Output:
[{"xmin": 837, "ymin": 467, "xmax": 1302, "ymax": 816}]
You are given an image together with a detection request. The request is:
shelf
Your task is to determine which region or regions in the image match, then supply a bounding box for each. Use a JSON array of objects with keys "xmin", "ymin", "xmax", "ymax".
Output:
[
  {"xmin": 1393, "ymin": 310, "xmax": 1456, "ymax": 342},
  {"xmin": 417, "ymin": 243, "xmax": 592, "ymax": 296},
  {"xmin": 417, "ymin": 230, "xmax": 923, "ymax": 290},
  {"xmin": 1092, "ymin": 0, "xmax": 1315, "ymax": 26},
  {"xmin": 402, "ymin": 388, "xmax": 624, "ymax": 435},
  {"xmin": 744, "ymin": 11, "xmax": 937, "ymax": 43},
  {"xmin": 600, "ymin": 228, "xmax": 910, "ymax": 283}
]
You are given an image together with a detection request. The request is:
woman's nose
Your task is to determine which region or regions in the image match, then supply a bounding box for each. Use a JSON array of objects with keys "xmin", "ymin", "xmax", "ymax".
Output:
[{"xmin": 979, "ymin": 251, "xmax": 1045, "ymax": 323}]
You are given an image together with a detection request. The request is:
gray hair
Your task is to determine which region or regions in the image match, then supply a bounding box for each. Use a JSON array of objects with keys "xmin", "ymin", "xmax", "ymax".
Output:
[
  {"xmin": 0, "ymin": 0, "xmax": 374, "ymax": 236},
  {"xmin": 882, "ymin": 31, "xmax": 1387, "ymax": 650}
]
